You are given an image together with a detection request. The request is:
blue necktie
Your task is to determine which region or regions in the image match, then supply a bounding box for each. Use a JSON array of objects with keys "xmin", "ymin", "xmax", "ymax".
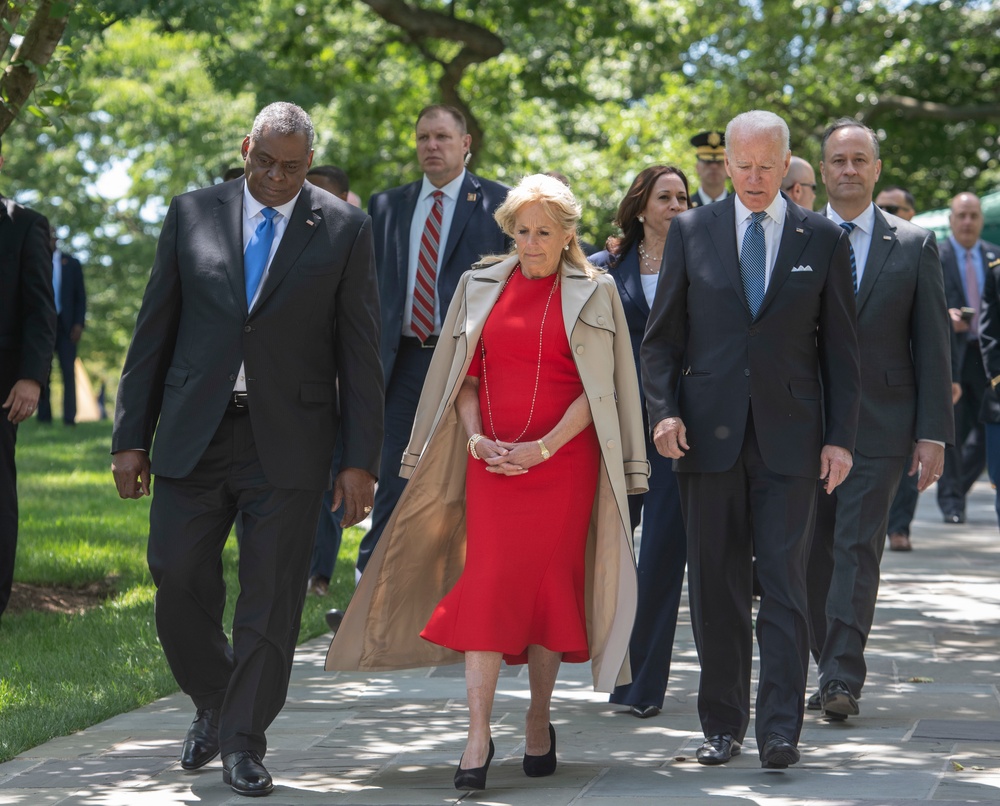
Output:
[
  {"xmin": 245, "ymin": 207, "xmax": 278, "ymax": 305},
  {"xmin": 840, "ymin": 221, "xmax": 858, "ymax": 294},
  {"xmin": 741, "ymin": 211, "xmax": 767, "ymax": 316}
]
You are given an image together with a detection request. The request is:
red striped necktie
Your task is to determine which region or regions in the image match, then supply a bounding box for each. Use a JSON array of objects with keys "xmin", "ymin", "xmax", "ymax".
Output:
[{"xmin": 412, "ymin": 190, "xmax": 444, "ymax": 342}]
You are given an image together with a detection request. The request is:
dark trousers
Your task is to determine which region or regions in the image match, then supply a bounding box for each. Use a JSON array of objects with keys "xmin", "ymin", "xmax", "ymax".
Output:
[
  {"xmin": 309, "ymin": 435, "xmax": 344, "ymax": 582},
  {"xmin": 681, "ymin": 411, "xmax": 816, "ymax": 751},
  {"xmin": 147, "ymin": 412, "xmax": 324, "ymax": 758},
  {"xmin": 986, "ymin": 422, "xmax": 1000, "ymax": 529},
  {"xmin": 806, "ymin": 452, "xmax": 903, "ymax": 696},
  {"xmin": 610, "ymin": 437, "xmax": 686, "ymax": 710},
  {"xmin": 886, "ymin": 455, "xmax": 919, "ymax": 536},
  {"xmin": 37, "ymin": 330, "xmax": 77, "ymax": 424},
  {"xmin": 0, "ymin": 365, "xmax": 18, "ymax": 618},
  {"xmin": 938, "ymin": 340, "xmax": 986, "ymax": 517},
  {"xmin": 356, "ymin": 340, "xmax": 434, "ymax": 574}
]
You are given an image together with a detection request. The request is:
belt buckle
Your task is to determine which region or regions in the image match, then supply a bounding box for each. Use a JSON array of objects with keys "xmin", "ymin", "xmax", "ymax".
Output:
[{"xmin": 231, "ymin": 392, "xmax": 249, "ymax": 409}]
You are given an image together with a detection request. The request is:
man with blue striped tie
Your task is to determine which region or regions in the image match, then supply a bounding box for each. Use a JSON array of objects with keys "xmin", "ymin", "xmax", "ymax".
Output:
[{"xmin": 642, "ymin": 110, "xmax": 860, "ymax": 769}]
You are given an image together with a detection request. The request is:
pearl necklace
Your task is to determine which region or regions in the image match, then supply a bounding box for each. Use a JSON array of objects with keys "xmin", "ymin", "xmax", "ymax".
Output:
[
  {"xmin": 481, "ymin": 267, "xmax": 560, "ymax": 444},
  {"xmin": 638, "ymin": 239, "xmax": 662, "ymax": 273}
]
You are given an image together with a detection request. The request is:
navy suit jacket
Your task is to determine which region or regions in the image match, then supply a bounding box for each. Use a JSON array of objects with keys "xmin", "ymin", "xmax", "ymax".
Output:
[
  {"xmin": 590, "ymin": 245, "xmax": 648, "ymax": 388},
  {"xmin": 113, "ymin": 179, "xmax": 384, "ymax": 490},
  {"xmin": 55, "ymin": 252, "xmax": 86, "ymax": 335},
  {"xmin": 641, "ymin": 194, "xmax": 861, "ymax": 478},
  {"xmin": 368, "ymin": 171, "xmax": 508, "ymax": 384}
]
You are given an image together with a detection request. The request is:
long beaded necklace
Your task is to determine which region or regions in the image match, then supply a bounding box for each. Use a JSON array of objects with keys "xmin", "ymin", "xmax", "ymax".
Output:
[
  {"xmin": 638, "ymin": 239, "xmax": 662, "ymax": 274},
  {"xmin": 481, "ymin": 266, "xmax": 560, "ymax": 443}
]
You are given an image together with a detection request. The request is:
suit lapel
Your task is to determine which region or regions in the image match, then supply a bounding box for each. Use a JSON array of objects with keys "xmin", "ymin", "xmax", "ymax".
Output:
[
  {"xmin": 561, "ymin": 261, "xmax": 598, "ymax": 342},
  {"xmin": 395, "ymin": 181, "xmax": 421, "ymax": 293},
  {"xmin": 706, "ymin": 197, "xmax": 745, "ymax": 313},
  {"xmin": 214, "ymin": 185, "xmax": 248, "ymax": 317},
  {"xmin": 440, "ymin": 173, "xmax": 482, "ymax": 271},
  {"xmin": 856, "ymin": 210, "xmax": 895, "ymax": 313},
  {"xmin": 251, "ymin": 188, "xmax": 322, "ymax": 312},
  {"xmin": 618, "ymin": 246, "xmax": 649, "ymax": 318},
  {"xmin": 759, "ymin": 202, "xmax": 811, "ymax": 317}
]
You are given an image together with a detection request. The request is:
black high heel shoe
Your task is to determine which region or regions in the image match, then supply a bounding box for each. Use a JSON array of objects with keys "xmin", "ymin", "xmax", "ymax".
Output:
[
  {"xmin": 523, "ymin": 723, "xmax": 557, "ymax": 777},
  {"xmin": 454, "ymin": 738, "xmax": 495, "ymax": 791}
]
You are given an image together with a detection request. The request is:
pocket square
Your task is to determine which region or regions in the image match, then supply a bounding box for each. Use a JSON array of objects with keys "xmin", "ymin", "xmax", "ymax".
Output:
[{"xmin": 791, "ymin": 265, "xmax": 813, "ymax": 273}]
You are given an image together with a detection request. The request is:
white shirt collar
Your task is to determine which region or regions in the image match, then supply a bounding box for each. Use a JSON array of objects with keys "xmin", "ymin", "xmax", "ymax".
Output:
[
  {"xmin": 734, "ymin": 191, "xmax": 786, "ymax": 226},
  {"xmin": 826, "ymin": 201, "xmax": 876, "ymax": 233},
  {"xmin": 242, "ymin": 179, "xmax": 302, "ymax": 221},
  {"xmin": 420, "ymin": 169, "xmax": 466, "ymax": 202}
]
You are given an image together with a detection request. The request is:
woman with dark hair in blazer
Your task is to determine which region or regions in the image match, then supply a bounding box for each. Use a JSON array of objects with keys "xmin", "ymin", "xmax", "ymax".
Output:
[{"xmin": 590, "ymin": 165, "xmax": 689, "ymax": 718}]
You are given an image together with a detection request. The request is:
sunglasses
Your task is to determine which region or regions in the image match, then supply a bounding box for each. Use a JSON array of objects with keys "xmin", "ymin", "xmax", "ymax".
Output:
[{"xmin": 880, "ymin": 205, "xmax": 912, "ymax": 215}]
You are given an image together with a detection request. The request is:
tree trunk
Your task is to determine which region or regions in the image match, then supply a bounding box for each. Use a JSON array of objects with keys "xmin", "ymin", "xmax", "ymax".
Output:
[{"xmin": 0, "ymin": 0, "xmax": 76, "ymax": 137}]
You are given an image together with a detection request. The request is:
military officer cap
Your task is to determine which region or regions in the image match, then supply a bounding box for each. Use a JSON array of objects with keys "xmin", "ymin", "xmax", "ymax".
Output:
[{"xmin": 691, "ymin": 130, "xmax": 726, "ymax": 162}]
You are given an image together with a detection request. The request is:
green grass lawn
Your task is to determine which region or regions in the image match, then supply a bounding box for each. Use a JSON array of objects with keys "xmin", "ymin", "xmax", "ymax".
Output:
[{"xmin": 0, "ymin": 419, "xmax": 362, "ymax": 763}]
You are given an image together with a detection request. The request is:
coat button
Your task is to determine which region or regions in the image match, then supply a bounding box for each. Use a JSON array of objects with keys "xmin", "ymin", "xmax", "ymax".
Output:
[
  {"xmin": 576, "ymin": 345, "xmax": 585, "ymax": 354},
  {"xmin": 244, "ymin": 325, "xmax": 252, "ymax": 333},
  {"xmin": 744, "ymin": 368, "xmax": 750, "ymax": 376},
  {"xmin": 228, "ymin": 374, "xmax": 237, "ymax": 382},
  {"xmin": 606, "ymin": 440, "xmax": 616, "ymax": 450},
  {"xmin": 749, "ymin": 327, "xmax": 758, "ymax": 336},
  {"xmin": 597, "ymin": 316, "xmax": 606, "ymax": 325}
]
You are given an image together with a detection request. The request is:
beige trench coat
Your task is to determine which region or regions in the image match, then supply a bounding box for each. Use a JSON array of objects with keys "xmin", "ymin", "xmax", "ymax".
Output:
[{"xmin": 326, "ymin": 255, "xmax": 650, "ymax": 691}]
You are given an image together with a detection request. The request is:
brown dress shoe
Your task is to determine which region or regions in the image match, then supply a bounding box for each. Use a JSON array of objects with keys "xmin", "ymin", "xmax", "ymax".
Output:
[{"xmin": 888, "ymin": 532, "xmax": 912, "ymax": 552}]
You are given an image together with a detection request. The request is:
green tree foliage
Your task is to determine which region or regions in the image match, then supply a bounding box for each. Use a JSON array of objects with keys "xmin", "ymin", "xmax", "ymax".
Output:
[{"xmin": 1, "ymin": 0, "xmax": 996, "ymax": 380}]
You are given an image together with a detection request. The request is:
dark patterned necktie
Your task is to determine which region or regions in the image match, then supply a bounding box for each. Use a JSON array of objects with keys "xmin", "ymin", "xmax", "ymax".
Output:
[
  {"xmin": 741, "ymin": 211, "xmax": 767, "ymax": 316},
  {"xmin": 840, "ymin": 221, "xmax": 858, "ymax": 294}
]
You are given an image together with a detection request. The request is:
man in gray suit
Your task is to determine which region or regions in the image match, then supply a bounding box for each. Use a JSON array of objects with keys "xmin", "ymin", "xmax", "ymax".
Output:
[
  {"xmin": 807, "ymin": 119, "xmax": 953, "ymax": 721},
  {"xmin": 111, "ymin": 103, "xmax": 383, "ymax": 796}
]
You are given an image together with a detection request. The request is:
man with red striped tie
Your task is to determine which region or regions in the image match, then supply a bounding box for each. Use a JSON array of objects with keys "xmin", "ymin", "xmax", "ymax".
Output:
[{"xmin": 359, "ymin": 105, "xmax": 509, "ymax": 579}]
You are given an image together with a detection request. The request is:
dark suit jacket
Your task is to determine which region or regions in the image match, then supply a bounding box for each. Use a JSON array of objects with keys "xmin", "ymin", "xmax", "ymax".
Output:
[
  {"xmin": 0, "ymin": 197, "xmax": 55, "ymax": 390},
  {"xmin": 641, "ymin": 194, "xmax": 861, "ymax": 478},
  {"xmin": 368, "ymin": 171, "xmax": 508, "ymax": 383},
  {"xmin": 55, "ymin": 252, "xmax": 86, "ymax": 335},
  {"xmin": 839, "ymin": 208, "xmax": 953, "ymax": 454},
  {"xmin": 971, "ymin": 242, "xmax": 1000, "ymax": 422},
  {"xmin": 112, "ymin": 179, "xmax": 384, "ymax": 491},
  {"xmin": 590, "ymin": 245, "xmax": 648, "ymax": 386}
]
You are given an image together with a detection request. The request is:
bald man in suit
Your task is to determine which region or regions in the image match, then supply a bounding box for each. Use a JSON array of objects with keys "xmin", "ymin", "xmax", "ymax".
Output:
[{"xmin": 112, "ymin": 103, "xmax": 383, "ymax": 796}]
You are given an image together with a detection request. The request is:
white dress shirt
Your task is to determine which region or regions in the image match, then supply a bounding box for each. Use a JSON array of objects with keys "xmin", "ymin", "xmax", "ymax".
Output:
[
  {"xmin": 735, "ymin": 192, "xmax": 787, "ymax": 292},
  {"xmin": 825, "ymin": 202, "xmax": 877, "ymax": 289},
  {"xmin": 697, "ymin": 187, "xmax": 729, "ymax": 206},
  {"xmin": 234, "ymin": 181, "xmax": 302, "ymax": 392},
  {"xmin": 403, "ymin": 170, "xmax": 466, "ymax": 337}
]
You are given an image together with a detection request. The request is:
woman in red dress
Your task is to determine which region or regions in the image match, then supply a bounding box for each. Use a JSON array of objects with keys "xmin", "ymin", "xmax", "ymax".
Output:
[{"xmin": 326, "ymin": 174, "xmax": 648, "ymax": 794}]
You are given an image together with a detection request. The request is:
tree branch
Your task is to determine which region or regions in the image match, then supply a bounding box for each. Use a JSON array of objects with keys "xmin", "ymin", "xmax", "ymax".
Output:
[
  {"xmin": 0, "ymin": 0, "xmax": 29, "ymax": 59},
  {"xmin": 863, "ymin": 94, "xmax": 1000, "ymax": 123},
  {"xmin": 0, "ymin": 0, "xmax": 76, "ymax": 136}
]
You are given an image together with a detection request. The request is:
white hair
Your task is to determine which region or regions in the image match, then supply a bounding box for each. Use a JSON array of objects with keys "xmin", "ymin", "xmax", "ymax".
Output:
[
  {"xmin": 250, "ymin": 102, "xmax": 314, "ymax": 150},
  {"xmin": 725, "ymin": 111, "xmax": 790, "ymax": 156}
]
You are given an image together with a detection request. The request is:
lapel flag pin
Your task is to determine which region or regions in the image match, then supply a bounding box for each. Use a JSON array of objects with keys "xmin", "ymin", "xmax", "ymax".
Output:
[
  {"xmin": 795, "ymin": 228, "xmax": 804, "ymax": 234},
  {"xmin": 883, "ymin": 235, "xmax": 891, "ymax": 240},
  {"xmin": 467, "ymin": 193, "xmax": 477, "ymax": 202},
  {"xmin": 306, "ymin": 219, "xmax": 315, "ymax": 227}
]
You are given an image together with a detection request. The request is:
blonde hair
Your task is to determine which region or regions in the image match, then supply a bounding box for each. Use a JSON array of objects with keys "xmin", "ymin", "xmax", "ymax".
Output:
[{"xmin": 482, "ymin": 174, "xmax": 599, "ymax": 278}]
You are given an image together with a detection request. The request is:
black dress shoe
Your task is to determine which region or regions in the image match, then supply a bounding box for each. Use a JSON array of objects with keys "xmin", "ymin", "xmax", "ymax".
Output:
[
  {"xmin": 523, "ymin": 723, "xmax": 557, "ymax": 777},
  {"xmin": 806, "ymin": 690, "xmax": 822, "ymax": 711},
  {"xmin": 454, "ymin": 738, "xmax": 494, "ymax": 791},
  {"xmin": 180, "ymin": 708, "xmax": 219, "ymax": 770},
  {"xmin": 325, "ymin": 609, "xmax": 345, "ymax": 632},
  {"xmin": 628, "ymin": 704, "xmax": 661, "ymax": 719},
  {"xmin": 222, "ymin": 750, "xmax": 274, "ymax": 797},
  {"xmin": 943, "ymin": 512, "xmax": 965, "ymax": 524},
  {"xmin": 821, "ymin": 679, "xmax": 859, "ymax": 720},
  {"xmin": 696, "ymin": 733, "xmax": 741, "ymax": 765},
  {"xmin": 760, "ymin": 733, "xmax": 800, "ymax": 768}
]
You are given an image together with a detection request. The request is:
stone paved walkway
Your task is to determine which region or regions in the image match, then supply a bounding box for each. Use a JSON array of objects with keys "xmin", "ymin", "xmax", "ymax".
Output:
[{"xmin": 2, "ymin": 480, "xmax": 999, "ymax": 804}]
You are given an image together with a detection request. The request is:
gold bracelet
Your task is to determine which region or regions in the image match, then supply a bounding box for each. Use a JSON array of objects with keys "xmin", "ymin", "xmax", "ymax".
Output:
[
  {"xmin": 468, "ymin": 433, "xmax": 484, "ymax": 460},
  {"xmin": 537, "ymin": 439, "xmax": 551, "ymax": 461}
]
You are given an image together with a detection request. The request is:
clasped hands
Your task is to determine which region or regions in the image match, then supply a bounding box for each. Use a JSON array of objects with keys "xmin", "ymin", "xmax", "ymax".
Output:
[{"xmin": 473, "ymin": 436, "xmax": 547, "ymax": 475}]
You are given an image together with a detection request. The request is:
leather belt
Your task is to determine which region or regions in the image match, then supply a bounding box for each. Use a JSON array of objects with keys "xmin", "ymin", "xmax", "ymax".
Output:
[
  {"xmin": 401, "ymin": 335, "xmax": 439, "ymax": 349},
  {"xmin": 226, "ymin": 391, "xmax": 250, "ymax": 414}
]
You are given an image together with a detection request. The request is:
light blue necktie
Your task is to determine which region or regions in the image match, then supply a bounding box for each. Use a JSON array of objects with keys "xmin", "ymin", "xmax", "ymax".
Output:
[
  {"xmin": 839, "ymin": 221, "xmax": 858, "ymax": 294},
  {"xmin": 741, "ymin": 211, "xmax": 767, "ymax": 316},
  {"xmin": 245, "ymin": 207, "xmax": 278, "ymax": 305}
]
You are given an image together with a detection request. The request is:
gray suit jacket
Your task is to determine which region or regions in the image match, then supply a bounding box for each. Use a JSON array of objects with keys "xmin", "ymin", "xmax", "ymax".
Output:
[
  {"xmin": 843, "ymin": 207, "xmax": 954, "ymax": 455},
  {"xmin": 112, "ymin": 179, "xmax": 384, "ymax": 490}
]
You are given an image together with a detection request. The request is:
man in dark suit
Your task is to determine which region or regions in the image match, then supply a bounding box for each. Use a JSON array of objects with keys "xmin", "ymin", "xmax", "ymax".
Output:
[
  {"xmin": 806, "ymin": 120, "xmax": 953, "ymax": 722},
  {"xmin": 0, "ymin": 138, "xmax": 56, "ymax": 625},
  {"xmin": 37, "ymin": 234, "xmax": 86, "ymax": 425},
  {"xmin": 975, "ymin": 242, "xmax": 1000, "ymax": 529},
  {"xmin": 356, "ymin": 104, "xmax": 508, "ymax": 576},
  {"xmin": 938, "ymin": 192, "xmax": 998, "ymax": 524},
  {"xmin": 111, "ymin": 103, "xmax": 383, "ymax": 796},
  {"xmin": 642, "ymin": 110, "xmax": 860, "ymax": 768}
]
